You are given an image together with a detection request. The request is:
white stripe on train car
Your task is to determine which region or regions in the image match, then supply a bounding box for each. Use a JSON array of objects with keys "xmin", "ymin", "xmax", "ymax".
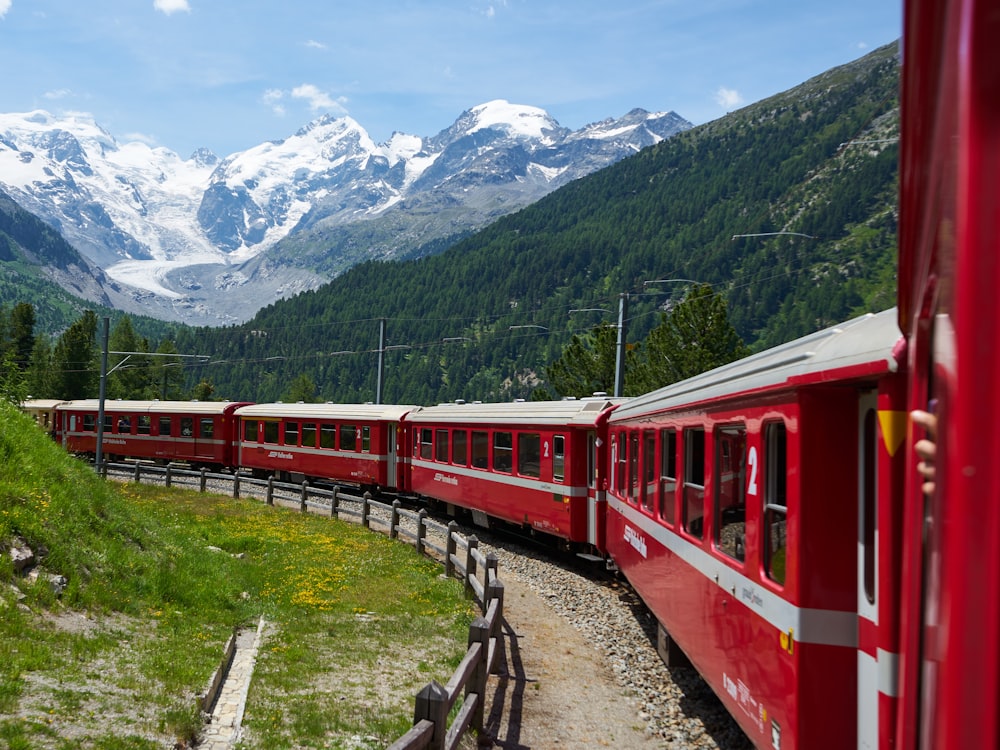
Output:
[{"xmin": 412, "ymin": 457, "xmax": 588, "ymax": 497}]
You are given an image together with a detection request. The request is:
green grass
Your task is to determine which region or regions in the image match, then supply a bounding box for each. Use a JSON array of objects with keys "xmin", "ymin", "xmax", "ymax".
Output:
[{"xmin": 0, "ymin": 402, "xmax": 474, "ymax": 749}]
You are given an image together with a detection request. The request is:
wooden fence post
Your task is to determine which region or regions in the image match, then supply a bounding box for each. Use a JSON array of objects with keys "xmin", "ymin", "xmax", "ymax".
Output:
[
  {"xmin": 300, "ymin": 481, "xmax": 308, "ymax": 512},
  {"xmin": 467, "ymin": 616, "xmax": 490, "ymax": 733},
  {"xmin": 413, "ymin": 680, "xmax": 448, "ymax": 750},
  {"xmin": 233, "ymin": 473, "xmax": 240, "ymax": 499},
  {"xmin": 445, "ymin": 521, "xmax": 458, "ymax": 579},
  {"xmin": 200, "ymin": 468, "xmax": 207, "ymax": 493},
  {"xmin": 330, "ymin": 486, "xmax": 339, "ymax": 517},
  {"xmin": 100, "ymin": 460, "xmax": 108, "ymax": 479},
  {"xmin": 487, "ymin": 578, "xmax": 505, "ymax": 625},
  {"xmin": 362, "ymin": 492, "xmax": 372, "ymax": 529},
  {"xmin": 266, "ymin": 477, "xmax": 274, "ymax": 506},
  {"xmin": 165, "ymin": 465, "xmax": 172, "ymax": 488},
  {"xmin": 417, "ymin": 509, "xmax": 428, "ymax": 556},
  {"xmin": 465, "ymin": 535, "xmax": 479, "ymax": 596},
  {"xmin": 390, "ymin": 499, "xmax": 400, "ymax": 539},
  {"xmin": 133, "ymin": 463, "xmax": 141, "ymax": 482}
]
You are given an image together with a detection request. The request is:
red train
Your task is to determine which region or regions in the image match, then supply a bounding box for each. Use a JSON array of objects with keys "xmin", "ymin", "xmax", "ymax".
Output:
[{"xmin": 21, "ymin": 0, "xmax": 997, "ymax": 745}]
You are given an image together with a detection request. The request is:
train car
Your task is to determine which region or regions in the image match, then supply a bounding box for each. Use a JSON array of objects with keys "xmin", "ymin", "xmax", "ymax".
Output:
[
  {"xmin": 407, "ymin": 398, "xmax": 623, "ymax": 549},
  {"xmin": 604, "ymin": 309, "xmax": 907, "ymax": 750},
  {"xmin": 19, "ymin": 399, "xmax": 66, "ymax": 438},
  {"xmin": 56, "ymin": 399, "xmax": 249, "ymax": 468},
  {"xmin": 895, "ymin": 0, "xmax": 1000, "ymax": 746},
  {"xmin": 233, "ymin": 403, "xmax": 419, "ymax": 491}
]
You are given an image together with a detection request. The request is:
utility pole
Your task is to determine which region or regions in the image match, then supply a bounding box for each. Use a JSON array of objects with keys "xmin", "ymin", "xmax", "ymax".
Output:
[
  {"xmin": 95, "ymin": 317, "xmax": 110, "ymax": 471},
  {"xmin": 376, "ymin": 318, "xmax": 387, "ymax": 405},
  {"xmin": 614, "ymin": 293, "xmax": 628, "ymax": 398}
]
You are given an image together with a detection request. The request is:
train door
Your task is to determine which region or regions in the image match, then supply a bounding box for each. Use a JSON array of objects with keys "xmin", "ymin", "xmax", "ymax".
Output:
[
  {"xmin": 856, "ymin": 390, "xmax": 879, "ymax": 749},
  {"xmin": 586, "ymin": 430, "xmax": 601, "ymax": 547},
  {"xmin": 386, "ymin": 422, "xmax": 399, "ymax": 489}
]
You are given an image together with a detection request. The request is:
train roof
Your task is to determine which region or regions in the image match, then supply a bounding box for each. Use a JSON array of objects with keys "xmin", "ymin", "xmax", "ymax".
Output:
[
  {"xmin": 56, "ymin": 399, "xmax": 250, "ymax": 415},
  {"xmin": 409, "ymin": 398, "xmax": 627, "ymax": 427},
  {"xmin": 612, "ymin": 308, "xmax": 904, "ymax": 421},
  {"xmin": 234, "ymin": 403, "xmax": 419, "ymax": 421},
  {"xmin": 21, "ymin": 399, "xmax": 67, "ymax": 409}
]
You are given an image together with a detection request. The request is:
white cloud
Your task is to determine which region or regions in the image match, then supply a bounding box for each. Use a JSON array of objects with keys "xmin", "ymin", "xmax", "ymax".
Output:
[
  {"xmin": 715, "ymin": 86, "xmax": 744, "ymax": 110},
  {"xmin": 123, "ymin": 131, "xmax": 159, "ymax": 146},
  {"xmin": 291, "ymin": 83, "xmax": 347, "ymax": 114},
  {"xmin": 44, "ymin": 88, "xmax": 72, "ymax": 100},
  {"xmin": 0, "ymin": 0, "xmax": 12, "ymax": 19},
  {"xmin": 153, "ymin": 0, "xmax": 190, "ymax": 15},
  {"xmin": 262, "ymin": 89, "xmax": 286, "ymax": 117},
  {"xmin": 305, "ymin": 39, "xmax": 327, "ymax": 50}
]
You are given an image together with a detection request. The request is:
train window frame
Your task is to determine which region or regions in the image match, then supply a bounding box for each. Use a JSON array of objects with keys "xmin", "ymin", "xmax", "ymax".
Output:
[
  {"xmin": 862, "ymin": 408, "xmax": 877, "ymax": 604},
  {"xmin": 471, "ymin": 431, "xmax": 489, "ymax": 469},
  {"xmin": 714, "ymin": 424, "xmax": 747, "ymax": 563},
  {"xmin": 615, "ymin": 431, "xmax": 627, "ymax": 495},
  {"xmin": 518, "ymin": 433, "xmax": 541, "ymax": 478},
  {"xmin": 420, "ymin": 428, "xmax": 433, "ymax": 459},
  {"xmin": 682, "ymin": 427, "xmax": 706, "ymax": 539},
  {"xmin": 302, "ymin": 422, "xmax": 317, "ymax": 448},
  {"xmin": 104, "ymin": 415, "xmax": 113, "ymax": 433},
  {"xmin": 244, "ymin": 420, "xmax": 258, "ymax": 442},
  {"xmin": 659, "ymin": 428, "xmax": 677, "ymax": 525},
  {"xmin": 493, "ymin": 431, "xmax": 513, "ymax": 474},
  {"xmin": 453, "ymin": 430, "xmax": 468, "ymax": 466},
  {"xmin": 435, "ymin": 429, "xmax": 450, "ymax": 462},
  {"xmin": 159, "ymin": 416, "xmax": 172, "ymax": 437},
  {"xmin": 320, "ymin": 423, "xmax": 336, "ymax": 449},
  {"xmin": 642, "ymin": 430, "xmax": 656, "ymax": 513},
  {"xmin": 628, "ymin": 431, "xmax": 640, "ymax": 505},
  {"xmin": 340, "ymin": 424, "xmax": 357, "ymax": 452},
  {"xmin": 763, "ymin": 421, "xmax": 788, "ymax": 586},
  {"xmin": 284, "ymin": 421, "xmax": 299, "ymax": 446},
  {"xmin": 137, "ymin": 415, "xmax": 151, "ymax": 435},
  {"xmin": 181, "ymin": 417, "xmax": 194, "ymax": 438},
  {"xmin": 361, "ymin": 425, "xmax": 371, "ymax": 453},
  {"xmin": 553, "ymin": 434, "xmax": 566, "ymax": 483},
  {"xmin": 262, "ymin": 421, "xmax": 278, "ymax": 444},
  {"xmin": 199, "ymin": 418, "xmax": 214, "ymax": 440},
  {"xmin": 83, "ymin": 414, "xmax": 96, "ymax": 432}
]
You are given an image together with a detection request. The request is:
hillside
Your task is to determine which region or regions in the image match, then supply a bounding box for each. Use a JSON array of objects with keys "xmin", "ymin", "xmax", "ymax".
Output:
[{"xmin": 171, "ymin": 42, "xmax": 900, "ymax": 405}]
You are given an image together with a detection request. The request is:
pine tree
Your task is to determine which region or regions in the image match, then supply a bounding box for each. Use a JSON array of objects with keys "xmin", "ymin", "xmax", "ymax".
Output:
[{"xmin": 51, "ymin": 310, "xmax": 99, "ymax": 399}]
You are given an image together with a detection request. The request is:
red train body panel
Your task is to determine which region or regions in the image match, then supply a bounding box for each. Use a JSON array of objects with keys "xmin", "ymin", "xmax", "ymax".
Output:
[
  {"xmin": 406, "ymin": 399, "xmax": 621, "ymax": 548},
  {"xmin": 604, "ymin": 310, "xmax": 907, "ymax": 750},
  {"xmin": 233, "ymin": 403, "xmax": 419, "ymax": 490},
  {"xmin": 55, "ymin": 400, "xmax": 249, "ymax": 468}
]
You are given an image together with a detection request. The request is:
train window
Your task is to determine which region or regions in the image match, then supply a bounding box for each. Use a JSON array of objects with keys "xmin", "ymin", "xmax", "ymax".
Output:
[
  {"xmin": 284, "ymin": 421, "xmax": 298, "ymax": 445},
  {"xmin": 683, "ymin": 428, "xmax": 705, "ymax": 539},
  {"xmin": 862, "ymin": 409, "xmax": 877, "ymax": 604},
  {"xmin": 493, "ymin": 432, "xmax": 513, "ymax": 473},
  {"xmin": 628, "ymin": 431, "xmax": 640, "ymax": 505},
  {"xmin": 587, "ymin": 432, "xmax": 597, "ymax": 490},
  {"xmin": 362, "ymin": 426, "xmax": 371, "ymax": 453},
  {"xmin": 116, "ymin": 416, "xmax": 131, "ymax": 433},
  {"xmin": 262, "ymin": 421, "xmax": 278, "ymax": 444},
  {"xmin": 615, "ymin": 432, "xmax": 627, "ymax": 494},
  {"xmin": 302, "ymin": 423, "xmax": 317, "ymax": 448},
  {"xmin": 714, "ymin": 425, "xmax": 747, "ymax": 562},
  {"xmin": 453, "ymin": 430, "xmax": 468, "ymax": 466},
  {"xmin": 200, "ymin": 419, "xmax": 214, "ymax": 439},
  {"xmin": 553, "ymin": 435, "xmax": 565, "ymax": 483},
  {"xmin": 320, "ymin": 423, "xmax": 336, "ymax": 449},
  {"xmin": 340, "ymin": 425, "xmax": 357, "ymax": 451},
  {"xmin": 518, "ymin": 433, "xmax": 541, "ymax": 478},
  {"xmin": 660, "ymin": 428, "xmax": 677, "ymax": 525},
  {"xmin": 137, "ymin": 416, "xmax": 151, "ymax": 435},
  {"xmin": 83, "ymin": 414, "xmax": 96, "ymax": 431},
  {"xmin": 642, "ymin": 431, "xmax": 656, "ymax": 513},
  {"xmin": 764, "ymin": 422, "xmax": 788, "ymax": 586},
  {"xmin": 244, "ymin": 420, "xmax": 258, "ymax": 441},
  {"xmin": 181, "ymin": 417, "xmax": 194, "ymax": 438},
  {"xmin": 435, "ymin": 429, "xmax": 449, "ymax": 462},
  {"xmin": 420, "ymin": 428, "xmax": 433, "ymax": 459},
  {"xmin": 159, "ymin": 416, "xmax": 172, "ymax": 437},
  {"xmin": 104, "ymin": 415, "xmax": 113, "ymax": 433},
  {"xmin": 471, "ymin": 431, "xmax": 488, "ymax": 469}
]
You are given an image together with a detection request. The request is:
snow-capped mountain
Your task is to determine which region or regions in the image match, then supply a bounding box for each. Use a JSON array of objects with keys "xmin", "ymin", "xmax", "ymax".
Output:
[{"xmin": 0, "ymin": 101, "xmax": 690, "ymax": 324}]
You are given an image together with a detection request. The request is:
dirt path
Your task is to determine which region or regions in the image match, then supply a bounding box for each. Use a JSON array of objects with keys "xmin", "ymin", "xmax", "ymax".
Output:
[{"xmin": 477, "ymin": 573, "xmax": 661, "ymax": 749}]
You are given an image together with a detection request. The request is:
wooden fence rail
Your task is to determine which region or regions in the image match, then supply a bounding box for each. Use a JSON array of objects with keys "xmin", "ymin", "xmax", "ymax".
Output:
[{"xmin": 101, "ymin": 461, "xmax": 505, "ymax": 748}]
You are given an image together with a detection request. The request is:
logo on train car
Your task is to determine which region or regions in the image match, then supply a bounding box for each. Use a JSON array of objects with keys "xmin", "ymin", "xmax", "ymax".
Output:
[
  {"xmin": 723, "ymin": 672, "xmax": 766, "ymax": 735},
  {"xmin": 740, "ymin": 585, "xmax": 764, "ymax": 609},
  {"xmin": 267, "ymin": 451, "xmax": 294, "ymax": 460},
  {"xmin": 624, "ymin": 525, "xmax": 647, "ymax": 558},
  {"xmin": 103, "ymin": 438, "xmax": 127, "ymax": 446},
  {"xmin": 433, "ymin": 472, "xmax": 459, "ymax": 486}
]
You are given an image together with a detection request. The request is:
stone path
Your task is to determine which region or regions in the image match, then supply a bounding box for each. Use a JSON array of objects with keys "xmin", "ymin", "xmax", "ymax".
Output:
[{"xmin": 198, "ymin": 618, "xmax": 266, "ymax": 750}]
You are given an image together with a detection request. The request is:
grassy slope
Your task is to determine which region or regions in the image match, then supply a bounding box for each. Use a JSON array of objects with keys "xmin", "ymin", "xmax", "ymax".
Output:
[{"xmin": 0, "ymin": 402, "xmax": 472, "ymax": 749}]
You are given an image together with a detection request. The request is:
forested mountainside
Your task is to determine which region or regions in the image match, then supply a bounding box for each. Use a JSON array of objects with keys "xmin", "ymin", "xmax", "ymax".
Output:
[{"xmin": 167, "ymin": 41, "xmax": 901, "ymax": 405}]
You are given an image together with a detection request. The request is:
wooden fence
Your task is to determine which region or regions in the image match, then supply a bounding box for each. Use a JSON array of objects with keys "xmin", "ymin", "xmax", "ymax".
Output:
[{"xmin": 101, "ymin": 461, "xmax": 505, "ymax": 750}]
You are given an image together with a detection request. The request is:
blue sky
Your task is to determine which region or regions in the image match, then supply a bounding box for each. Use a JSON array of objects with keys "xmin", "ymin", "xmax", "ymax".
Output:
[{"xmin": 0, "ymin": 0, "xmax": 901, "ymax": 159}]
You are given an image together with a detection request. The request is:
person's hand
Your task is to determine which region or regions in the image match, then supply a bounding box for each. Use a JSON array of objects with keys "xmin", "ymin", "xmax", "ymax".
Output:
[{"xmin": 911, "ymin": 409, "xmax": 938, "ymax": 494}]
